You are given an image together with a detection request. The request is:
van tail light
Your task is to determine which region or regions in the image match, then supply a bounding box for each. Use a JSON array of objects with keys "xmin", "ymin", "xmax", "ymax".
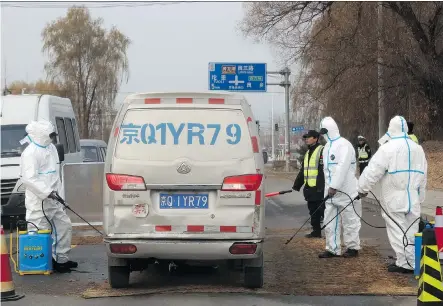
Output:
[
  {"xmin": 110, "ymin": 244, "xmax": 137, "ymax": 254},
  {"xmin": 221, "ymin": 174, "xmax": 263, "ymax": 191},
  {"xmin": 251, "ymin": 136, "xmax": 259, "ymax": 153},
  {"xmin": 106, "ymin": 173, "xmax": 147, "ymax": 191},
  {"xmin": 229, "ymin": 243, "xmax": 257, "ymax": 255}
]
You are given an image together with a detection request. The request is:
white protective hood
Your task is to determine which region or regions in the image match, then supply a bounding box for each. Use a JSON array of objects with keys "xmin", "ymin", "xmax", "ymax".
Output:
[
  {"xmin": 320, "ymin": 117, "xmax": 341, "ymax": 142},
  {"xmin": 22, "ymin": 120, "xmax": 55, "ymax": 148},
  {"xmin": 378, "ymin": 116, "xmax": 408, "ymax": 145}
]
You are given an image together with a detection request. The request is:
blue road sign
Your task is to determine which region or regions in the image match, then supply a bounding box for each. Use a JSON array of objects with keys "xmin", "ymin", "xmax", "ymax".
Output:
[
  {"xmin": 291, "ymin": 126, "xmax": 304, "ymax": 132},
  {"xmin": 208, "ymin": 62, "xmax": 267, "ymax": 92}
]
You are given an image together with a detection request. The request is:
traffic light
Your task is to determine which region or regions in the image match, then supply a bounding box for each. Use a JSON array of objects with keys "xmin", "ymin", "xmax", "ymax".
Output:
[{"xmin": 275, "ymin": 123, "xmax": 279, "ymax": 131}]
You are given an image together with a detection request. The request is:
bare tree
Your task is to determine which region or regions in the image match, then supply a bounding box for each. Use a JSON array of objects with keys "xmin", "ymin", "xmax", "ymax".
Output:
[
  {"xmin": 241, "ymin": 2, "xmax": 443, "ymax": 144},
  {"xmin": 42, "ymin": 6, "xmax": 130, "ymax": 138}
]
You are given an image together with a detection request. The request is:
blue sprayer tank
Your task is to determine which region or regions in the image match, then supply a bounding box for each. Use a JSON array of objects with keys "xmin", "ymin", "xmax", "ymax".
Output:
[
  {"xmin": 18, "ymin": 229, "xmax": 53, "ymax": 275},
  {"xmin": 414, "ymin": 232, "xmax": 422, "ymax": 279}
]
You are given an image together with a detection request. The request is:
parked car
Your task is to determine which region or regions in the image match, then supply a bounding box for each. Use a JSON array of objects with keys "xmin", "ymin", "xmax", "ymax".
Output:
[{"xmin": 80, "ymin": 139, "xmax": 107, "ymax": 162}]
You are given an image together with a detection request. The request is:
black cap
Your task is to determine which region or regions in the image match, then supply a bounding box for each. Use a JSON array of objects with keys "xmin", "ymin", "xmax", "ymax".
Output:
[{"xmin": 303, "ymin": 130, "xmax": 320, "ymax": 139}]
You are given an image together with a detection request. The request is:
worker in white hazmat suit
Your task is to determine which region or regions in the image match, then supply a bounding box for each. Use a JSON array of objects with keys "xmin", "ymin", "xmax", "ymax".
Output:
[
  {"xmin": 357, "ymin": 115, "xmax": 427, "ymax": 273},
  {"xmin": 318, "ymin": 117, "xmax": 362, "ymax": 258},
  {"xmin": 19, "ymin": 120, "xmax": 77, "ymax": 273}
]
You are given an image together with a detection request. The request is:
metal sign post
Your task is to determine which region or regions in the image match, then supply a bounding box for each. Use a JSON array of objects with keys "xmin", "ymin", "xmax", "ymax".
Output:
[{"xmin": 267, "ymin": 68, "xmax": 291, "ymax": 172}]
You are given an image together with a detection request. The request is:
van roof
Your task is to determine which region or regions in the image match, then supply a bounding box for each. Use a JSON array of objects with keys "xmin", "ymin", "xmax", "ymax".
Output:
[
  {"xmin": 1, "ymin": 94, "xmax": 73, "ymax": 124},
  {"xmin": 123, "ymin": 91, "xmax": 248, "ymax": 106},
  {"xmin": 1, "ymin": 95, "xmax": 42, "ymax": 124}
]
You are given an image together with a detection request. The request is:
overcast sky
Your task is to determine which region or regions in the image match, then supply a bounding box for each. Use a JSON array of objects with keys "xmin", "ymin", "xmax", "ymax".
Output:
[{"xmin": 1, "ymin": 1, "xmax": 297, "ymax": 127}]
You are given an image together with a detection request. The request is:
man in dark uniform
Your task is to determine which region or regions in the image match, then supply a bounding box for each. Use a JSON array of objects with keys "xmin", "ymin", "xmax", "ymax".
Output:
[
  {"xmin": 357, "ymin": 135, "xmax": 371, "ymax": 175},
  {"xmin": 292, "ymin": 130, "xmax": 325, "ymax": 238}
]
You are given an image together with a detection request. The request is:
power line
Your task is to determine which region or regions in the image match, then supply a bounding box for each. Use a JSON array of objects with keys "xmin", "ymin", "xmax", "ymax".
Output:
[{"xmin": 1, "ymin": 1, "xmax": 194, "ymax": 8}]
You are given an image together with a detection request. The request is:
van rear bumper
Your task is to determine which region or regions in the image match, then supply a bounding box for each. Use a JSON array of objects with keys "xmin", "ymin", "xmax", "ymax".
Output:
[{"xmin": 104, "ymin": 238, "xmax": 263, "ymax": 261}]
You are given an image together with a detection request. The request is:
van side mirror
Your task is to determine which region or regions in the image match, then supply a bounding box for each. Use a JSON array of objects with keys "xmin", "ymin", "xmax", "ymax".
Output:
[{"xmin": 55, "ymin": 144, "xmax": 65, "ymax": 162}]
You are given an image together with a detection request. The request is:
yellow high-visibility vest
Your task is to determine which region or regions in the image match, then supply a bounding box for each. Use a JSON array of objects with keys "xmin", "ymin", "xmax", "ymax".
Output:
[
  {"xmin": 358, "ymin": 144, "xmax": 369, "ymax": 160},
  {"xmin": 409, "ymin": 134, "xmax": 418, "ymax": 144},
  {"xmin": 303, "ymin": 145, "xmax": 323, "ymax": 187}
]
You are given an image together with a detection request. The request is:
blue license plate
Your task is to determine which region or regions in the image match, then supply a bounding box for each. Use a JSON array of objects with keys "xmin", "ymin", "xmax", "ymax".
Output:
[{"xmin": 159, "ymin": 193, "xmax": 209, "ymax": 209}]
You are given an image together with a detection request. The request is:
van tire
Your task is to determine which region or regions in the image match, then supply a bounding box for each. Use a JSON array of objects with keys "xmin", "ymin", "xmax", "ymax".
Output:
[
  {"xmin": 108, "ymin": 265, "xmax": 130, "ymax": 288},
  {"xmin": 244, "ymin": 254, "xmax": 264, "ymax": 289}
]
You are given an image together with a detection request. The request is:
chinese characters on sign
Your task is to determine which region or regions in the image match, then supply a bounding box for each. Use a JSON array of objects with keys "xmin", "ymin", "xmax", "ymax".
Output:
[
  {"xmin": 238, "ymin": 65, "xmax": 254, "ymax": 72},
  {"xmin": 222, "ymin": 66, "xmax": 236, "ymax": 74}
]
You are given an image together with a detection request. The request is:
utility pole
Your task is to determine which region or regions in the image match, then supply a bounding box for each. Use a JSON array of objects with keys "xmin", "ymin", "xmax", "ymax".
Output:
[
  {"xmin": 284, "ymin": 67, "xmax": 291, "ymax": 171},
  {"xmin": 100, "ymin": 109, "xmax": 104, "ymax": 140},
  {"xmin": 271, "ymin": 93, "xmax": 275, "ymax": 160},
  {"xmin": 407, "ymin": 74, "xmax": 412, "ymax": 121},
  {"xmin": 267, "ymin": 67, "xmax": 291, "ymax": 171},
  {"xmin": 377, "ymin": 2, "xmax": 386, "ymax": 139},
  {"xmin": 2, "ymin": 60, "xmax": 8, "ymax": 96}
]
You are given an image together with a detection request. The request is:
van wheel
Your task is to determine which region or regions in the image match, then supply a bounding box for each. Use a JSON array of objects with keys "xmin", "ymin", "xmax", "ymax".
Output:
[
  {"xmin": 244, "ymin": 254, "xmax": 264, "ymax": 289},
  {"xmin": 108, "ymin": 265, "xmax": 130, "ymax": 288}
]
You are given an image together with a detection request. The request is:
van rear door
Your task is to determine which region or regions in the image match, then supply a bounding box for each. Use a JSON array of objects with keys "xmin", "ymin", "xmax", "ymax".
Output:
[{"xmin": 107, "ymin": 104, "xmax": 263, "ymax": 239}]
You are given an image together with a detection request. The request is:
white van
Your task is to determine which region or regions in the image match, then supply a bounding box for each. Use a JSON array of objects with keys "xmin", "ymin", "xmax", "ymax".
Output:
[
  {"xmin": 1, "ymin": 94, "xmax": 82, "ymax": 223},
  {"xmin": 103, "ymin": 92, "xmax": 266, "ymax": 289}
]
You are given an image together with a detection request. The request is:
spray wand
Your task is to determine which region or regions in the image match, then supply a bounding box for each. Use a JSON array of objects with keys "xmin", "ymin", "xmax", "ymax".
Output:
[{"xmin": 52, "ymin": 192, "xmax": 104, "ymax": 236}]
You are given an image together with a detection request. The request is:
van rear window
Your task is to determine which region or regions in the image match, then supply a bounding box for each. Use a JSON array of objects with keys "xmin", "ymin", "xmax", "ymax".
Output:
[{"xmin": 115, "ymin": 109, "xmax": 253, "ymax": 161}]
